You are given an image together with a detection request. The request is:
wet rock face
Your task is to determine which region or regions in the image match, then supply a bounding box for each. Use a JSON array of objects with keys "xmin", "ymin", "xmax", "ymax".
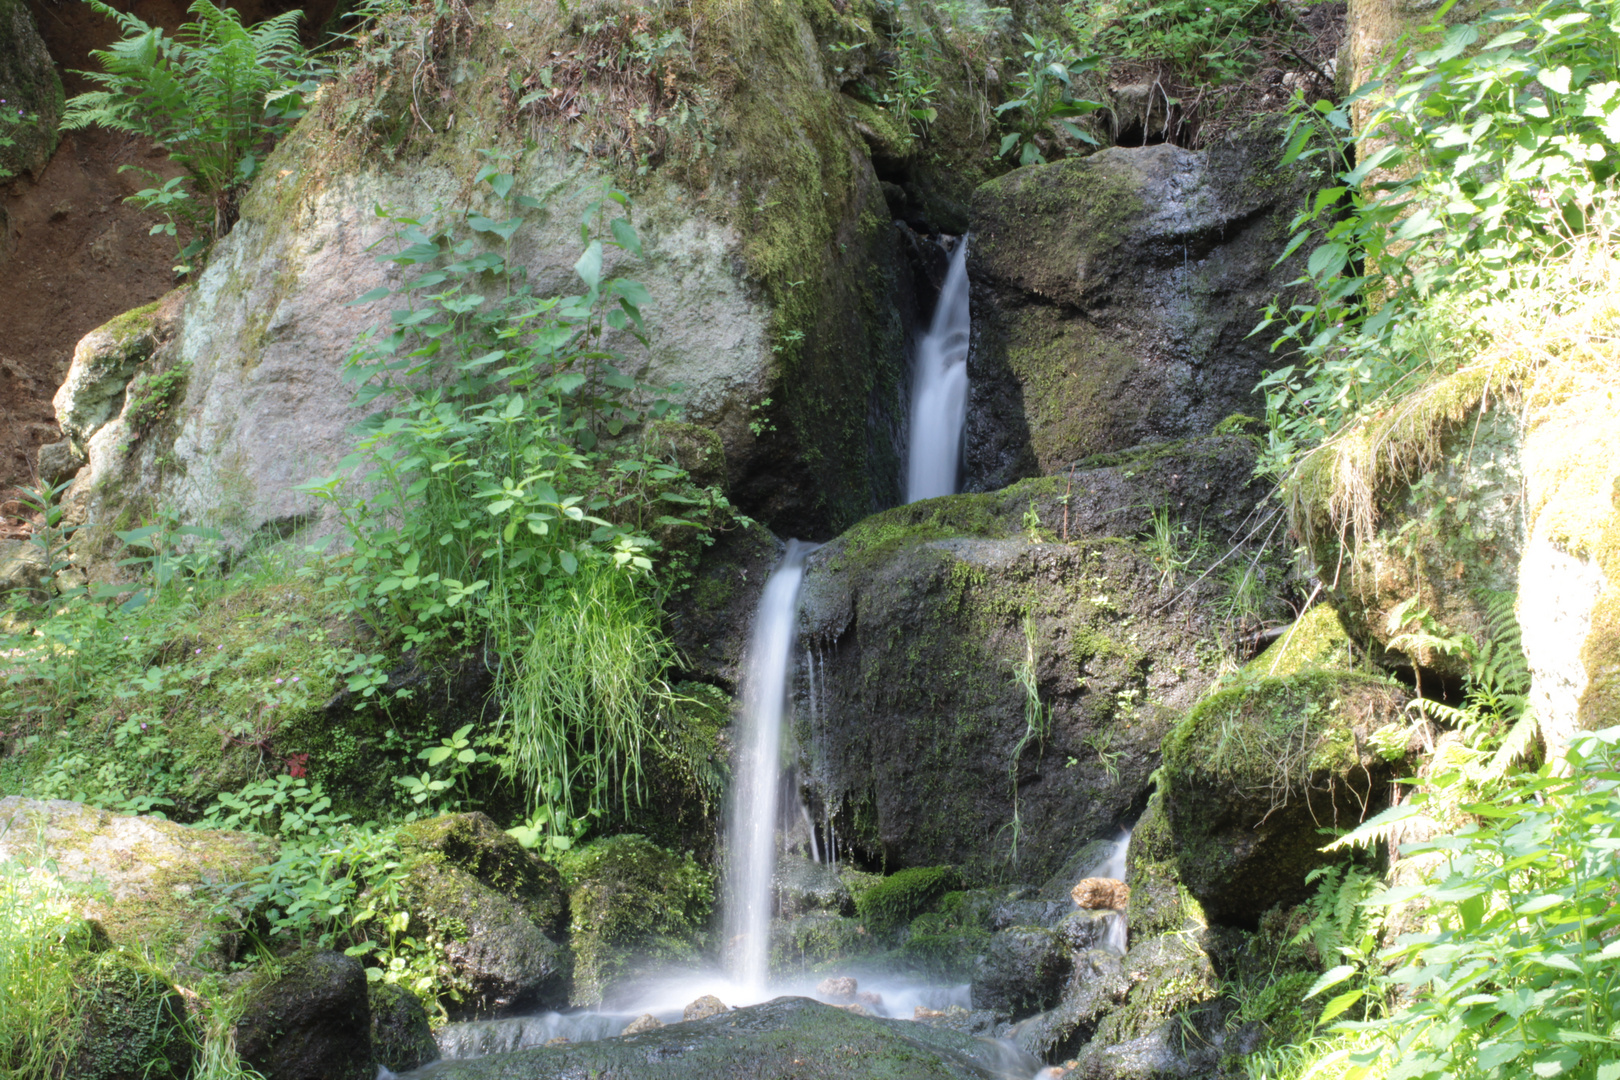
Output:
[
  {"xmin": 972, "ymin": 926, "xmax": 1072, "ymax": 1019},
  {"xmin": 795, "ymin": 439, "xmax": 1267, "ymax": 884},
  {"xmin": 369, "ymin": 983, "xmax": 440, "ymax": 1074},
  {"xmin": 234, "ymin": 950, "xmax": 375, "ymax": 1080},
  {"xmin": 965, "ymin": 129, "xmax": 1322, "ymax": 490},
  {"xmin": 396, "ymin": 996, "xmax": 1015, "ymax": 1080}
]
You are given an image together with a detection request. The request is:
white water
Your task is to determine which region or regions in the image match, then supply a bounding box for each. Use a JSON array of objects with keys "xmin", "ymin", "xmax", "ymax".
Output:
[
  {"xmin": 1095, "ymin": 829, "xmax": 1133, "ymax": 955},
  {"xmin": 905, "ymin": 237, "xmax": 972, "ymax": 503},
  {"xmin": 723, "ymin": 540, "xmax": 815, "ymax": 995}
]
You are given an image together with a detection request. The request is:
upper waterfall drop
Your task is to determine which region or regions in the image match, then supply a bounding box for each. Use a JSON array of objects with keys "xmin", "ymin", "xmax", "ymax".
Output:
[
  {"xmin": 722, "ymin": 540, "xmax": 815, "ymax": 996},
  {"xmin": 905, "ymin": 236, "xmax": 972, "ymax": 504}
]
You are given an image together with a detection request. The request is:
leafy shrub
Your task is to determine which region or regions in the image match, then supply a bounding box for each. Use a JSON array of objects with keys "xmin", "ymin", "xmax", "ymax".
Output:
[
  {"xmin": 1258, "ymin": 0, "xmax": 1620, "ymax": 475},
  {"xmin": 1300, "ymin": 726, "xmax": 1620, "ymax": 1080},
  {"xmin": 61, "ymin": 0, "xmax": 311, "ymax": 243},
  {"xmin": 853, "ymin": 865, "xmax": 961, "ymax": 933},
  {"xmin": 995, "ymin": 34, "xmax": 1102, "ymax": 166},
  {"xmin": 1075, "ymin": 0, "xmax": 1291, "ymax": 84}
]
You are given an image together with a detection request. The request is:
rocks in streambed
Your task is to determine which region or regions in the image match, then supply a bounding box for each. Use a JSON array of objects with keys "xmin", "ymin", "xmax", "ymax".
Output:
[
  {"xmin": 234, "ymin": 950, "xmax": 374, "ymax": 1080},
  {"xmin": 682, "ymin": 994, "xmax": 729, "ymax": 1021},
  {"xmin": 621, "ymin": 1013, "xmax": 664, "ymax": 1035},
  {"xmin": 394, "ymin": 812, "xmax": 571, "ymax": 1018},
  {"xmin": 972, "ymin": 926, "xmax": 1073, "ymax": 1020},
  {"xmin": 555, "ymin": 834, "xmax": 714, "ymax": 1007},
  {"xmin": 395, "ymin": 997, "xmax": 1023, "ymax": 1080}
]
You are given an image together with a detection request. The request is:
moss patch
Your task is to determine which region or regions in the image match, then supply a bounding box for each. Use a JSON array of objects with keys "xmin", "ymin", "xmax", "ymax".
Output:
[
  {"xmin": 554, "ymin": 833, "xmax": 714, "ymax": 1006},
  {"xmin": 1247, "ymin": 604, "xmax": 1356, "ymax": 679},
  {"xmin": 853, "ymin": 865, "xmax": 960, "ymax": 933}
]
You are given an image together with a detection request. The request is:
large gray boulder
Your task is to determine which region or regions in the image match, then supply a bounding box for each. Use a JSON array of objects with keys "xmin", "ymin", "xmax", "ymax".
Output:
[
  {"xmin": 0, "ymin": 0, "xmax": 62, "ymax": 181},
  {"xmin": 75, "ymin": 0, "xmax": 942, "ymax": 545},
  {"xmin": 966, "ymin": 127, "xmax": 1322, "ymax": 489},
  {"xmin": 794, "ymin": 437, "xmax": 1271, "ymax": 884},
  {"xmin": 0, "ymin": 796, "xmax": 272, "ymax": 968}
]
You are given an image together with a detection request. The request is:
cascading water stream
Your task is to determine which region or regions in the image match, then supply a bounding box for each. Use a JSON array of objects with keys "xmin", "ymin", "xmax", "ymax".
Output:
[
  {"xmin": 905, "ymin": 236, "xmax": 972, "ymax": 504},
  {"xmin": 723, "ymin": 540, "xmax": 815, "ymax": 996}
]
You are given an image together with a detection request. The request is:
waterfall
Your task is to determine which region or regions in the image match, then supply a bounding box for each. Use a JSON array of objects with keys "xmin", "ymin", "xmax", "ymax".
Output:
[
  {"xmin": 905, "ymin": 236, "xmax": 972, "ymax": 503},
  {"xmin": 723, "ymin": 540, "xmax": 814, "ymax": 995}
]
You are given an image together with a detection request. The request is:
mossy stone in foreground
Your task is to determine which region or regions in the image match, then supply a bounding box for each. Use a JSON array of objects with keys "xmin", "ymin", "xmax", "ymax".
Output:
[
  {"xmin": 399, "ymin": 996, "xmax": 1009, "ymax": 1079},
  {"xmin": 369, "ymin": 982, "xmax": 439, "ymax": 1074},
  {"xmin": 69, "ymin": 951, "xmax": 196, "ymax": 1080},
  {"xmin": 1160, "ymin": 671, "xmax": 1407, "ymax": 927},
  {"xmin": 395, "ymin": 813, "xmax": 570, "ymax": 1018},
  {"xmin": 235, "ymin": 950, "xmax": 374, "ymax": 1080},
  {"xmin": 556, "ymin": 834, "xmax": 714, "ymax": 1007}
]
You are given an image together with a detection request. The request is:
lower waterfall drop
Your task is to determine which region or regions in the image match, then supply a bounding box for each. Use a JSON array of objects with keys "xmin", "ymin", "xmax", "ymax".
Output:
[
  {"xmin": 723, "ymin": 539, "xmax": 815, "ymax": 995},
  {"xmin": 905, "ymin": 235, "xmax": 972, "ymax": 503}
]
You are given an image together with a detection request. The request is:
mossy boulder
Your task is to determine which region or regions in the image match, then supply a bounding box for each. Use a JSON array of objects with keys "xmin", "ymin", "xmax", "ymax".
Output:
[
  {"xmin": 0, "ymin": 797, "xmax": 272, "ymax": 969},
  {"xmin": 1122, "ymin": 792, "xmax": 1199, "ymax": 941},
  {"xmin": 395, "ymin": 812, "xmax": 571, "ymax": 1018},
  {"xmin": 396, "ymin": 995, "xmax": 1019, "ymax": 1080},
  {"xmin": 53, "ymin": 294, "xmax": 184, "ymax": 446},
  {"xmin": 1288, "ymin": 394, "xmax": 1525, "ymax": 683},
  {"xmin": 795, "ymin": 439, "xmax": 1272, "ymax": 884},
  {"xmin": 556, "ymin": 833, "xmax": 714, "ymax": 1007},
  {"xmin": 966, "ymin": 125, "xmax": 1324, "ymax": 489},
  {"xmin": 98, "ymin": 0, "xmax": 987, "ymax": 543},
  {"xmin": 774, "ymin": 853, "xmax": 854, "ymax": 918},
  {"xmin": 234, "ymin": 950, "xmax": 374, "ymax": 1080},
  {"xmin": 970, "ymin": 925, "xmax": 1071, "ymax": 1020},
  {"xmin": 771, "ymin": 911, "xmax": 881, "ymax": 976},
  {"xmin": 69, "ymin": 950, "xmax": 197, "ymax": 1080},
  {"xmin": 369, "ymin": 982, "xmax": 440, "ymax": 1074},
  {"xmin": 1160, "ymin": 671, "xmax": 1408, "ymax": 927},
  {"xmin": 1072, "ymin": 934, "xmax": 1225, "ymax": 1080},
  {"xmin": 0, "ymin": 0, "xmax": 63, "ymax": 181}
]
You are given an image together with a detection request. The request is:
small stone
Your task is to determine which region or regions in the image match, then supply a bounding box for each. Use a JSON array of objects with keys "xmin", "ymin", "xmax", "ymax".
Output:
[
  {"xmin": 545, "ymin": 1036, "xmax": 569, "ymax": 1046},
  {"xmin": 815, "ymin": 976, "xmax": 857, "ymax": 1000},
  {"xmin": 856, "ymin": 990, "xmax": 883, "ymax": 1012},
  {"xmin": 1071, "ymin": 877, "xmax": 1130, "ymax": 911},
  {"xmin": 830, "ymin": 1002, "xmax": 867, "ymax": 1015},
  {"xmin": 36, "ymin": 440, "xmax": 86, "ymax": 486},
  {"xmin": 682, "ymin": 994, "xmax": 728, "ymax": 1021},
  {"xmin": 621, "ymin": 1013, "xmax": 663, "ymax": 1035},
  {"xmin": 914, "ymin": 1006, "xmax": 945, "ymax": 1020}
]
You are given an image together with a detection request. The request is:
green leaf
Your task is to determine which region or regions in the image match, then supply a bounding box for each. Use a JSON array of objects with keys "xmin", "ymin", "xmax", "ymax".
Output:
[
  {"xmin": 574, "ymin": 241, "xmax": 603, "ymax": 290},
  {"xmin": 1307, "ymin": 242, "xmax": 1350, "ymax": 279},
  {"xmin": 1318, "ymin": 988, "xmax": 1364, "ymax": 1024},
  {"xmin": 610, "ymin": 217, "xmax": 642, "ymax": 257}
]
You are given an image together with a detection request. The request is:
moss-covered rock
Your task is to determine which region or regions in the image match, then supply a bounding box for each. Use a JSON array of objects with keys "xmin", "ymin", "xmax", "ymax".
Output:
[
  {"xmin": 795, "ymin": 440, "xmax": 1271, "ymax": 884},
  {"xmin": 1160, "ymin": 671, "xmax": 1407, "ymax": 926},
  {"xmin": 1072, "ymin": 934, "xmax": 1225, "ymax": 1079},
  {"xmin": 69, "ymin": 950, "xmax": 197, "ymax": 1080},
  {"xmin": 556, "ymin": 833, "xmax": 713, "ymax": 1007},
  {"xmin": 234, "ymin": 949, "xmax": 374, "ymax": 1080},
  {"xmin": 771, "ymin": 911, "xmax": 882, "ymax": 976},
  {"xmin": 398, "ymin": 995, "xmax": 1017, "ymax": 1079},
  {"xmin": 0, "ymin": 0, "xmax": 63, "ymax": 180},
  {"xmin": 970, "ymin": 925, "xmax": 1071, "ymax": 1019},
  {"xmin": 667, "ymin": 522, "xmax": 782, "ymax": 687},
  {"xmin": 1248, "ymin": 604, "xmax": 1358, "ymax": 678},
  {"xmin": 369, "ymin": 982, "xmax": 440, "ymax": 1074},
  {"xmin": 0, "ymin": 797, "xmax": 272, "ymax": 969},
  {"xmin": 395, "ymin": 812, "xmax": 571, "ymax": 1018},
  {"xmin": 966, "ymin": 124, "xmax": 1325, "ymax": 489},
  {"xmin": 854, "ymin": 865, "xmax": 960, "ymax": 933},
  {"xmin": 1122, "ymin": 792, "xmax": 1200, "ymax": 941},
  {"xmin": 774, "ymin": 853, "xmax": 854, "ymax": 918}
]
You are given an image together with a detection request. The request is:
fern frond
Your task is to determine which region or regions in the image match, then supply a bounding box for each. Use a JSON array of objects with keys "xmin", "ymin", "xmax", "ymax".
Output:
[
  {"xmin": 1405, "ymin": 696, "xmax": 1470, "ymax": 726},
  {"xmin": 1483, "ymin": 707, "xmax": 1540, "ymax": 778},
  {"xmin": 1324, "ymin": 802, "xmax": 1435, "ymax": 853}
]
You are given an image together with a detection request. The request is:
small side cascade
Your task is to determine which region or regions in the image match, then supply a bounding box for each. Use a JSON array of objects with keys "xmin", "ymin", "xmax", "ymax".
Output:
[
  {"xmin": 905, "ymin": 236, "xmax": 972, "ymax": 503},
  {"xmin": 722, "ymin": 540, "xmax": 816, "ymax": 996},
  {"xmin": 1097, "ymin": 829, "xmax": 1132, "ymax": 954}
]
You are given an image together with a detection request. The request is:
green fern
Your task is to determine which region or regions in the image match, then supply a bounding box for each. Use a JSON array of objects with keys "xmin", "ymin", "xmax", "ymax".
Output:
[{"xmin": 62, "ymin": 0, "xmax": 307, "ymax": 215}]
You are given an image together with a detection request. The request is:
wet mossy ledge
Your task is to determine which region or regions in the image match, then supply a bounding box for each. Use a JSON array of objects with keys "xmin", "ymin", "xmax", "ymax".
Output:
[{"xmin": 793, "ymin": 437, "xmax": 1284, "ymax": 884}]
